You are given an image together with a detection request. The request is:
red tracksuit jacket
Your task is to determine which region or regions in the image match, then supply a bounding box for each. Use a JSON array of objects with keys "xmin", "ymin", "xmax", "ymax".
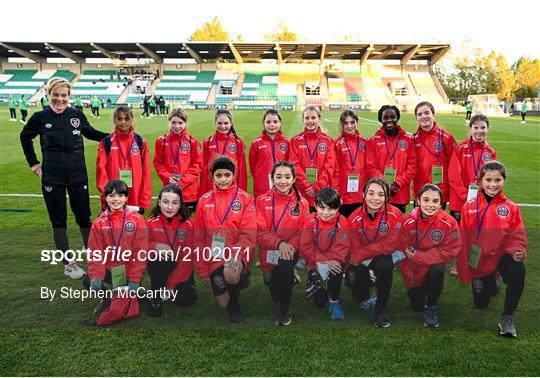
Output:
[
  {"xmin": 146, "ymin": 214, "xmax": 203, "ymax": 289},
  {"xmin": 333, "ymin": 131, "xmax": 367, "ymax": 205},
  {"xmin": 256, "ymin": 188, "xmax": 310, "ymax": 272},
  {"xmin": 194, "ymin": 184, "xmax": 257, "ymax": 277},
  {"xmin": 366, "ymin": 126, "xmax": 417, "ymax": 206},
  {"xmin": 412, "ymin": 123, "xmax": 456, "ymax": 204},
  {"xmin": 96, "ymin": 129, "xmax": 152, "ymax": 210},
  {"xmin": 448, "ymin": 138, "xmax": 497, "ymax": 212},
  {"xmin": 399, "ymin": 208, "xmax": 461, "ymax": 288},
  {"xmin": 153, "ymin": 131, "xmax": 203, "ymax": 203},
  {"xmin": 87, "ymin": 208, "xmax": 148, "ymax": 283},
  {"xmin": 348, "ymin": 204, "xmax": 403, "ymax": 264},
  {"xmin": 300, "ymin": 212, "xmax": 351, "ymax": 270},
  {"xmin": 249, "ymin": 131, "xmax": 290, "ymax": 199},
  {"xmin": 200, "ymin": 131, "xmax": 247, "ymax": 196},
  {"xmin": 289, "ymin": 128, "xmax": 336, "ymax": 207},
  {"xmin": 457, "ymin": 191, "xmax": 527, "ymax": 283}
]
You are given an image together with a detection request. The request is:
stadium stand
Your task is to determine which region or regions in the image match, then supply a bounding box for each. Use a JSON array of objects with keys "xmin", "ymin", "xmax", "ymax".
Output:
[{"xmin": 0, "ymin": 69, "xmax": 75, "ymax": 100}]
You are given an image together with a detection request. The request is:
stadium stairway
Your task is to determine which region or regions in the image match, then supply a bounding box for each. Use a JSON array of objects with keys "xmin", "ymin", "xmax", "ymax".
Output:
[
  {"xmin": 207, "ymin": 84, "xmax": 217, "ymax": 105},
  {"xmin": 116, "ymin": 85, "xmax": 132, "ymax": 104},
  {"xmin": 296, "ymin": 84, "xmax": 305, "ymax": 109},
  {"xmin": 233, "ymin": 72, "xmax": 244, "ymax": 97}
]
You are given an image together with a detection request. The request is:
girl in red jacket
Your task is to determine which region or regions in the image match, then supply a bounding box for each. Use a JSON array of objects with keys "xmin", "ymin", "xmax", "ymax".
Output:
[
  {"xmin": 333, "ymin": 109, "xmax": 368, "ymax": 217},
  {"xmin": 412, "ymin": 102, "xmax": 456, "ymax": 208},
  {"xmin": 199, "ymin": 109, "xmax": 247, "ymax": 196},
  {"xmin": 146, "ymin": 184, "xmax": 199, "ymax": 317},
  {"xmin": 256, "ymin": 161, "xmax": 310, "ymax": 326},
  {"xmin": 366, "ymin": 105, "xmax": 417, "ymax": 213},
  {"xmin": 194, "ymin": 156, "xmax": 256, "ymax": 323},
  {"xmin": 249, "ymin": 109, "xmax": 290, "ymax": 199},
  {"xmin": 96, "ymin": 106, "xmax": 152, "ymax": 213},
  {"xmin": 84, "ymin": 180, "xmax": 148, "ymax": 316},
  {"xmin": 300, "ymin": 188, "xmax": 350, "ymax": 320},
  {"xmin": 348, "ymin": 178, "xmax": 403, "ymax": 328},
  {"xmin": 289, "ymin": 106, "xmax": 336, "ymax": 211},
  {"xmin": 457, "ymin": 161, "xmax": 527, "ymax": 338},
  {"xmin": 449, "ymin": 114, "xmax": 497, "ymax": 222},
  {"xmin": 399, "ymin": 184, "xmax": 461, "ymax": 328},
  {"xmin": 153, "ymin": 108, "xmax": 202, "ymax": 215}
]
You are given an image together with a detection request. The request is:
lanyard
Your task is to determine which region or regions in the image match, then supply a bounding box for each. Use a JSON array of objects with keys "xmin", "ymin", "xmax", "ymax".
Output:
[
  {"xmin": 304, "ymin": 133, "xmax": 321, "ymax": 163},
  {"xmin": 169, "ymin": 131, "xmax": 184, "ymax": 170},
  {"xmin": 215, "ymin": 132, "xmax": 231, "ymax": 155},
  {"xmin": 360, "ymin": 210, "xmax": 385, "ymax": 243},
  {"xmin": 271, "ymin": 139, "xmax": 277, "ymax": 163},
  {"xmin": 212, "ymin": 187, "xmax": 239, "ymax": 230},
  {"xmin": 314, "ymin": 215, "xmax": 340, "ymax": 254},
  {"xmin": 383, "ymin": 134, "xmax": 401, "ymax": 164},
  {"xmin": 344, "ymin": 135, "xmax": 361, "ymax": 170},
  {"xmin": 475, "ymin": 192, "xmax": 493, "ymax": 239},
  {"xmin": 415, "ymin": 214, "xmax": 437, "ymax": 249},
  {"xmin": 160, "ymin": 217, "xmax": 180, "ymax": 249},
  {"xmin": 107, "ymin": 209, "xmax": 127, "ymax": 251},
  {"xmin": 272, "ymin": 194, "xmax": 291, "ymax": 233},
  {"xmin": 115, "ymin": 134, "xmax": 134, "ymax": 168},
  {"xmin": 419, "ymin": 129, "xmax": 442, "ymax": 162},
  {"xmin": 469, "ymin": 138, "xmax": 486, "ymax": 180}
]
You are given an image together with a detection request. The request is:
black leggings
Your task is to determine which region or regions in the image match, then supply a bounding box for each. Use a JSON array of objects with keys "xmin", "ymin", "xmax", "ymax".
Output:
[
  {"xmin": 9, "ymin": 108, "xmax": 16, "ymax": 118},
  {"xmin": 407, "ymin": 264, "xmax": 445, "ymax": 311},
  {"xmin": 310, "ymin": 270, "xmax": 343, "ymax": 307},
  {"xmin": 263, "ymin": 256, "xmax": 298, "ymax": 307},
  {"xmin": 21, "ymin": 109, "xmax": 28, "ymax": 122},
  {"xmin": 472, "ymin": 253, "xmax": 525, "ymax": 316},
  {"xmin": 348, "ymin": 254, "xmax": 393, "ymax": 311}
]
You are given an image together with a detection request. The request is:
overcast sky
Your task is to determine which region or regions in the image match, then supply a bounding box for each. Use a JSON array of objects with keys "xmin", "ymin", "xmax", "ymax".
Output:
[{"xmin": 1, "ymin": 0, "xmax": 538, "ymax": 64}]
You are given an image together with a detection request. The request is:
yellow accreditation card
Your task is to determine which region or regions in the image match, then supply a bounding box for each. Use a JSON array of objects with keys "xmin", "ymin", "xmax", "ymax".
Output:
[
  {"xmin": 266, "ymin": 250, "xmax": 280, "ymax": 265},
  {"xmin": 431, "ymin": 165, "xmax": 443, "ymax": 185},
  {"xmin": 119, "ymin": 169, "xmax": 133, "ymax": 187},
  {"xmin": 384, "ymin": 167, "xmax": 396, "ymax": 184},
  {"xmin": 111, "ymin": 264, "xmax": 127, "ymax": 289},
  {"xmin": 347, "ymin": 174, "xmax": 359, "ymax": 193},
  {"xmin": 469, "ymin": 244, "xmax": 481, "ymax": 269},
  {"xmin": 211, "ymin": 234, "xmax": 226, "ymax": 259},
  {"xmin": 467, "ymin": 184, "xmax": 481, "ymax": 202},
  {"xmin": 306, "ymin": 168, "xmax": 318, "ymax": 185}
]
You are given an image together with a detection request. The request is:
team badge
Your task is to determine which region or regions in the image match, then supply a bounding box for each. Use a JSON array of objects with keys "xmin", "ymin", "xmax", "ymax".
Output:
[
  {"xmin": 399, "ymin": 140, "xmax": 408, "ymax": 149},
  {"xmin": 318, "ymin": 143, "xmax": 328, "ymax": 152},
  {"xmin": 213, "ymin": 275, "xmax": 226, "ymax": 289},
  {"xmin": 124, "ymin": 221, "xmax": 136, "ymax": 233},
  {"xmin": 70, "ymin": 118, "xmax": 80, "ymax": 128},
  {"xmin": 228, "ymin": 143, "xmax": 237, "ymax": 153},
  {"xmin": 290, "ymin": 205, "xmax": 301, "ymax": 217},
  {"xmin": 433, "ymin": 141, "xmax": 443, "ymax": 151},
  {"xmin": 431, "ymin": 229, "xmax": 443, "ymax": 242},
  {"xmin": 279, "ymin": 143, "xmax": 288, "ymax": 152},
  {"xmin": 45, "ymin": 123, "xmax": 52, "ymax": 129},
  {"xmin": 44, "ymin": 186, "xmax": 53, "ymax": 192},
  {"xmin": 359, "ymin": 141, "xmax": 366, "ymax": 151},
  {"xmin": 482, "ymin": 152, "xmax": 492, "ymax": 162},
  {"xmin": 181, "ymin": 142, "xmax": 190, "ymax": 152},
  {"xmin": 497, "ymin": 205, "xmax": 510, "ymax": 217},
  {"xmin": 131, "ymin": 143, "xmax": 140, "ymax": 153},
  {"xmin": 231, "ymin": 200, "xmax": 243, "ymax": 212},
  {"xmin": 378, "ymin": 221, "xmax": 390, "ymax": 234},
  {"xmin": 176, "ymin": 228, "xmax": 187, "ymax": 241}
]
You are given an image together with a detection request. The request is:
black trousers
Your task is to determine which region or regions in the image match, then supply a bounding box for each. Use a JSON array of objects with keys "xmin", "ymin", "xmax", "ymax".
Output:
[
  {"xmin": 521, "ymin": 112, "xmax": 526, "ymax": 121},
  {"xmin": 472, "ymin": 253, "xmax": 525, "ymax": 316},
  {"xmin": 263, "ymin": 255, "xmax": 298, "ymax": 307},
  {"xmin": 339, "ymin": 202, "xmax": 362, "ymax": 218},
  {"xmin": 466, "ymin": 111, "xmax": 472, "ymax": 120},
  {"xmin": 92, "ymin": 107, "xmax": 100, "ymax": 117},
  {"xmin": 21, "ymin": 109, "xmax": 28, "ymax": 122},
  {"xmin": 141, "ymin": 107, "xmax": 149, "ymax": 117},
  {"xmin": 348, "ymin": 254, "xmax": 393, "ymax": 311},
  {"xmin": 147, "ymin": 259, "xmax": 198, "ymax": 308},
  {"xmin": 310, "ymin": 270, "xmax": 343, "ymax": 307},
  {"xmin": 9, "ymin": 108, "xmax": 16, "ymax": 118},
  {"xmin": 42, "ymin": 184, "xmax": 92, "ymax": 264},
  {"xmin": 407, "ymin": 264, "xmax": 445, "ymax": 311}
]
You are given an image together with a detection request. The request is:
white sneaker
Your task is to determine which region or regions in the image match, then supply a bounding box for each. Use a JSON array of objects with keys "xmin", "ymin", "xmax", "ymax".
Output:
[
  {"xmin": 20, "ymin": 120, "xmax": 26, "ymax": 124},
  {"xmin": 64, "ymin": 262, "xmax": 86, "ymax": 279}
]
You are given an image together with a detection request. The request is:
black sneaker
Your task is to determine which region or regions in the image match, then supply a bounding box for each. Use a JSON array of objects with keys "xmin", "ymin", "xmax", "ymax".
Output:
[
  {"xmin": 93, "ymin": 298, "xmax": 111, "ymax": 316},
  {"xmin": 147, "ymin": 297, "xmax": 163, "ymax": 317},
  {"xmin": 227, "ymin": 302, "xmax": 245, "ymax": 323},
  {"xmin": 423, "ymin": 306, "xmax": 439, "ymax": 328},
  {"xmin": 374, "ymin": 309, "xmax": 390, "ymax": 328},
  {"xmin": 275, "ymin": 305, "xmax": 292, "ymax": 326},
  {"xmin": 499, "ymin": 315, "xmax": 517, "ymax": 338}
]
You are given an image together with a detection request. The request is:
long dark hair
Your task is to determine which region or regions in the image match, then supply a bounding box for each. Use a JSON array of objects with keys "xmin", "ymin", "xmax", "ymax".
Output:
[
  {"xmin": 103, "ymin": 180, "xmax": 129, "ymax": 211},
  {"xmin": 271, "ymin": 160, "xmax": 301, "ymax": 211},
  {"xmin": 150, "ymin": 184, "xmax": 190, "ymax": 221},
  {"xmin": 215, "ymin": 108, "xmax": 239, "ymax": 141},
  {"xmin": 362, "ymin": 177, "xmax": 390, "ymax": 219}
]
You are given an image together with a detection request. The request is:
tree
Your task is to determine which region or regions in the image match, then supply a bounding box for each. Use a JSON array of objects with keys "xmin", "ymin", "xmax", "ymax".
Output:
[
  {"xmin": 264, "ymin": 20, "xmax": 298, "ymax": 42},
  {"xmin": 513, "ymin": 56, "xmax": 540, "ymax": 98},
  {"xmin": 189, "ymin": 17, "xmax": 230, "ymax": 41}
]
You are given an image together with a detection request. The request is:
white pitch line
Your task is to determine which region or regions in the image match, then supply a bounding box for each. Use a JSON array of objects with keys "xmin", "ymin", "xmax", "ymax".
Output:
[{"xmin": 1, "ymin": 193, "xmax": 539, "ymax": 207}]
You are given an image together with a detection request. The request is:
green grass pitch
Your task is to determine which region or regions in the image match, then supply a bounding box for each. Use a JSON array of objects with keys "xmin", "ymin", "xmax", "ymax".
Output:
[{"xmin": 0, "ymin": 107, "xmax": 539, "ymax": 376}]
